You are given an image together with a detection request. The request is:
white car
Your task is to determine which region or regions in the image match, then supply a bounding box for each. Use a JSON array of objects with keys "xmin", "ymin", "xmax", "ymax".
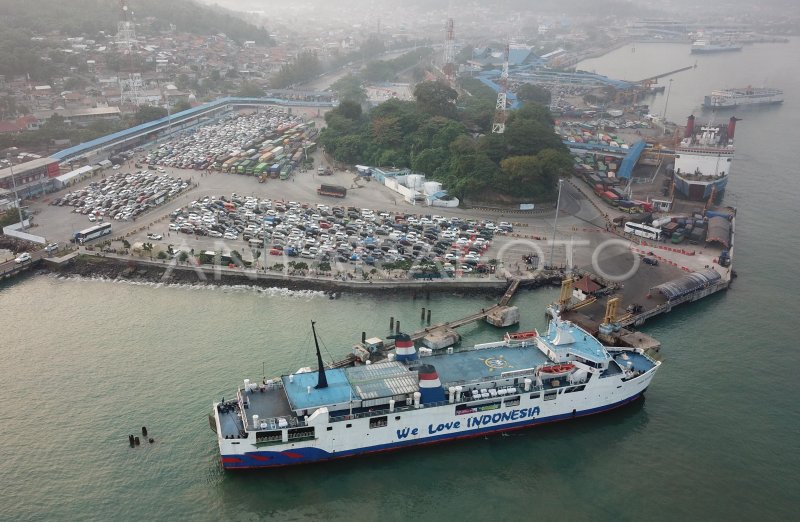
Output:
[
  {"xmin": 112, "ymin": 164, "xmax": 121, "ymax": 170},
  {"xmin": 146, "ymin": 233, "xmax": 163, "ymax": 240},
  {"xmin": 14, "ymin": 253, "xmax": 32, "ymax": 263}
]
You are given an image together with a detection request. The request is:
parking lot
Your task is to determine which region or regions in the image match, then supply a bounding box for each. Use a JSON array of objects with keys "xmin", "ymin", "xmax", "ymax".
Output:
[
  {"xmin": 144, "ymin": 192, "xmax": 515, "ymax": 277},
  {"xmin": 143, "ymin": 107, "xmax": 304, "ymax": 171},
  {"xmin": 50, "ymin": 170, "xmax": 191, "ymax": 230}
]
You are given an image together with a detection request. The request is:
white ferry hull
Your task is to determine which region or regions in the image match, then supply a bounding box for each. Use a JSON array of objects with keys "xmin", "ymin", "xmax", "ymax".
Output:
[{"xmin": 217, "ymin": 368, "xmax": 657, "ymax": 469}]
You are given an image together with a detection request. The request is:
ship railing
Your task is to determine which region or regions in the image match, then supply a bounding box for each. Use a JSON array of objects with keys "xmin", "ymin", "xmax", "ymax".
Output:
[{"xmin": 329, "ymin": 400, "xmax": 456, "ymax": 423}]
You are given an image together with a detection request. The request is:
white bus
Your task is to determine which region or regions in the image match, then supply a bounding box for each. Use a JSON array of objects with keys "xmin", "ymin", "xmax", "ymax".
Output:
[
  {"xmin": 624, "ymin": 221, "xmax": 662, "ymax": 241},
  {"xmin": 74, "ymin": 223, "xmax": 113, "ymax": 244}
]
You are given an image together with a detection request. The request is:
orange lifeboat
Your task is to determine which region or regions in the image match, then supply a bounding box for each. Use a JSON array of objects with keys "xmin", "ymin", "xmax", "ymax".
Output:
[
  {"xmin": 504, "ymin": 331, "xmax": 538, "ymax": 342},
  {"xmin": 538, "ymin": 363, "xmax": 576, "ymax": 378}
]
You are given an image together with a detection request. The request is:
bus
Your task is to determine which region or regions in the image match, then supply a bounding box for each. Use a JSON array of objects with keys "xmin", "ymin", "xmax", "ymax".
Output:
[
  {"xmin": 74, "ymin": 223, "xmax": 112, "ymax": 244},
  {"xmin": 624, "ymin": 222, "xmax": 661, "ymax": 241}
]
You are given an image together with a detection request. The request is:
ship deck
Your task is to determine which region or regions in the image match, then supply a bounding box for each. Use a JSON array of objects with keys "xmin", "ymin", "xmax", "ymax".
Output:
[{"xmin": 427, "ymin": 344, "xmax": 549, "ymax": 387}]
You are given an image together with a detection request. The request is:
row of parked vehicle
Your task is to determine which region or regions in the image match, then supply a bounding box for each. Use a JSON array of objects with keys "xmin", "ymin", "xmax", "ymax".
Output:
[
  {"xmin": 142, "ymin": 108, "xmax": 302, "ymax": 171},
  {"xmin": 166, "ymin": 194, "xmax": 513, "ymax": 271},
  {"xmin": 51, "ymin": 171, "xmax": 189, "ymax": 222}
]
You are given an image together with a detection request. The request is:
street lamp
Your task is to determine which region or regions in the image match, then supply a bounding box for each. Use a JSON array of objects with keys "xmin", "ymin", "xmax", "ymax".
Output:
[
  {"xmin": 6, "ymin": 153, "xmax": 25, "ymax": 229},
  {"xmin": 663, "ymin": 79, "xmax": 673, "ymax": 135},
  {"xmin": 548, "ymin": 178, "xmax": 564, "ymax": 268}
]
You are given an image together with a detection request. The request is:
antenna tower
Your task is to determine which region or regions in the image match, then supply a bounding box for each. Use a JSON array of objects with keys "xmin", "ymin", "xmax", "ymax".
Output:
[
  {"xmin": 119, "ymin": 73, "xmax": 143, "ymax": 108},
  {"xmin": 116, "ymin": 1, "xmax": 137, "ymax": 54},
  {"xmin": 492, "ymin": 44, "xmax": 510, "ymax": 134},
  {"xmin": 443, "ymin": 18, "xmax": 456, "ymax": 86}
]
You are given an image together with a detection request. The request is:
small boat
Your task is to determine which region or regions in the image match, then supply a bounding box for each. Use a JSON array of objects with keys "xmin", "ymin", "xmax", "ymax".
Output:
[
  {"xmin": 504, "ymin": 330, "xmax": 538, "ymax": 341},
  {"xmin": 538, "ymin": 363, "xmax": 576, "ymax": 379}
]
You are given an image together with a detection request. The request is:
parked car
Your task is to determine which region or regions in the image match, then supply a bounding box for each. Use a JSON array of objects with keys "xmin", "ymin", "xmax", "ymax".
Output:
[{"xmin": 14, "ymin": 253, "xmax": 32, "ymax": 263}]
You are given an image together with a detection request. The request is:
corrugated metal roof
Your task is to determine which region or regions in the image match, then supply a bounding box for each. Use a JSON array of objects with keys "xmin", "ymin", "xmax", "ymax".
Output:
[
  {"xmin": 346, "ymin": 361, "xmax": 418, "ymax": 400},
  {"xmin": 706, "ymin": 216, "xmax": 731, "ymax": 248},
  {"xmin": 653, "ymin": 269, "xmax": 722, "ymax": 301}
]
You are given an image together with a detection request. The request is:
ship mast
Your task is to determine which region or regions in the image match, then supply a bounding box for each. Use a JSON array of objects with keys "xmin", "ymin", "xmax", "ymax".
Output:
[{"xmin": 311, "ymin": 321, "xmax": 328, "ymax": 389}]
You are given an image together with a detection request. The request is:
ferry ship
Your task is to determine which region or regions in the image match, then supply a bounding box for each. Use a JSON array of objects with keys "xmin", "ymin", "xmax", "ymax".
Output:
[
  {"xmin": 211, "ymin": 316, "xmax": 660, "ymax": 469},
  {"xmin": 703, "ymin": 87, "xmax": 783, "ymax": 109},
  {"xmin": 673, "ymin": 115, "xmax": 737, "ymax": 201},
  {"xmin": 690, "ymin": 40, "xmax": 742, "ymax": 54}
]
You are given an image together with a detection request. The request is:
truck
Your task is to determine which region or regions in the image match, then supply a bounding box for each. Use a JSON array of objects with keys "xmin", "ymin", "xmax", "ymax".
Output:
[
  {"xmin": 317, "ymin": 184, "xmax": 347, "ymax": 198},
  {"xmin": 269, "ymin": 163, "xmax": 281, "ymax": 178}
]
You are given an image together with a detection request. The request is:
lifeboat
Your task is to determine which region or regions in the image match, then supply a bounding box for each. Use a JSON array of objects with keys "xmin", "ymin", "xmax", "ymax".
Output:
[
  {"xmin": 538, "ymin": 363, "xmax": 576, "ymax": 379},
  {"xmin": 504, "ymin": 330, "xmax": 538, "ymax": 342}
]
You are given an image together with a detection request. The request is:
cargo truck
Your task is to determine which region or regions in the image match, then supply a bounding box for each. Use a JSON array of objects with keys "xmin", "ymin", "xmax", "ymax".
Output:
[{"xmin": 317, "ymin": 184, "xmax": 347, "ymax": 198}]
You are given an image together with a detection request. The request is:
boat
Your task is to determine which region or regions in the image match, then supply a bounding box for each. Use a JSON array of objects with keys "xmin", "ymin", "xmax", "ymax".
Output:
[
  {"xmin": 504, "ymin": 330, "xmax": 537, "ymax": 341},
  {"xmin": 690, "ymin": 40, "xmax": 742, "ymax": 54},
  {"xmin": 538, "ymin": 363, "xmax": 576, "ymax": 379},
  {"xmin": 673, "ymin": 115, "xmax": 737, "ymax": 202},
  {"xmin": 211, "ymin": 315, "xmax": 661, "ymax": 469},
  {"xmin": 703, "ymin": 87, "xmax": 783, "ymax": 109}
]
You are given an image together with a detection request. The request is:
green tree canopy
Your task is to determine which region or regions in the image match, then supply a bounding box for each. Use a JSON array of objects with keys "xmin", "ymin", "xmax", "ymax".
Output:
[
  {"xmin": 413, "ymin": 81, "xmax": 458, "ymax": 119},
  {"xmin": 134, "ymin": 105, "xmax": 168, "ymax": 125},
  {"xmin": 330, "ymin": 74, "xmax": 367, "ymax": 105}
]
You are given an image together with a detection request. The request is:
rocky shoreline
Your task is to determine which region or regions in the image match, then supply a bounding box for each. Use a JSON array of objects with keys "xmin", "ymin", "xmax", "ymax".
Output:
[{"xmin": 47, "ymin": 256, "xmax": 521, "ymax": 296}]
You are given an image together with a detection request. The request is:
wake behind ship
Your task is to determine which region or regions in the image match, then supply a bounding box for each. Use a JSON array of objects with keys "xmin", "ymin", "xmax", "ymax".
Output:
[{"xmin": 211, "ymin": 315, "xmax": 660, "ymax": 469}]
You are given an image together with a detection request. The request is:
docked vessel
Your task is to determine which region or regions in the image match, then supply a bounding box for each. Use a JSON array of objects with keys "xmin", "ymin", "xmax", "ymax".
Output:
[
  {"xmin": 703, "ymin": 87, "xmax": 783, "ymax": 109},
  {"xmin": 211, "ymin": 316, "xmax": 660, "ymax": 469},
  {"xmin": 690, "ymin": 40, "xmax": 742, "ymax": 54},
  {"xmin": 673, "ymin": 115, "xmax": 737, "ymax": 201}
]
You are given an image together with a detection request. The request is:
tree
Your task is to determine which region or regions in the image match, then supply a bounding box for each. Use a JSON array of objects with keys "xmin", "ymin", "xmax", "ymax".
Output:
[
  {"xmin": 414, "ymin": 81, "xmax": 458, "ymax": 119},
  {"xmin": 516, "ymin": 84, "xmax": 552, "ymax": 106},
  {"xmin": 337, "ymin": 100, "xmax": 362, "ymax": 121},
  {"xmin": 171, "ymin": 100, "xmax": 192, "ymax": 113},
  {"xmin": 237, "ymin": 81, "xmax": 265, "ymax": 97},
  {"xmin": 134, "ymin": 106, "xmax": 168, "ymax": 125},
  {"xmin": 178, "ymin": 251, "xmax": 189, "ymax": 262},
  {"xmin": 331, "ymin": 74, "xmax": 367, "ymax": 105}
]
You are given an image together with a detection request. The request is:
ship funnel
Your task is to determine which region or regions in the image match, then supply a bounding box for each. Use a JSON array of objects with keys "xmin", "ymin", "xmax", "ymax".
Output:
[
  {"xmin": 685, "ymin": 115, "xmax": 695, "ymax": 138},
  {"xmin": 417, "ymin": 364, "xmax": 446, "ymax": 404},
  {"xmin": 390, "ymin": 332, "xmax": 417, "ymax": 362},
  {"xmin": 727, "ymin": 117, "xmax": 740, "ymax": 140}
]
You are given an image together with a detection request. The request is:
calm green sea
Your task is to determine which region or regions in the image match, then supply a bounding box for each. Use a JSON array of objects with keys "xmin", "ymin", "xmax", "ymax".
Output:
[{"xmin": 2, "ymin": 40, "xmax": 799, "ymax": 521}]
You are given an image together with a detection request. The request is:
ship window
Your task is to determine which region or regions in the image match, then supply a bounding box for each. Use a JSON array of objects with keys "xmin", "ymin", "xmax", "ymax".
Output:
[
  {"xmin": 256, "ymin": 430, "xmax": 282, "ymax": 443},
  {"xmin": 544, "ymin": 390, "xmax": 557, "ymax": 401},
  {"xmin": 346, "ymin": 423, "xmax": 352, "ymax": 428},
  {"xmin": 395, "ymin": 416, "xmax": 401, "ymax": 421},
  {"xmin": 327, "ymin": 427, "xmax": 333, "ymax": 431},
  {"xmin": 504, "ymin": 396, "xmax": 520, "ymax": 407},
  {"xmin": 288, "ymin": 427, "xmax": 315, "ymax": 441},
  {"xmin": 369, "ymin": 416, "xmax": 388, "ymax": 429},
  {"xmin": 564, "ymin": 385, "xmax": 586, "ymax": 394},
  {"xmin": 530, "ymin": 392, "xmax": 540, "ymax": 399}
]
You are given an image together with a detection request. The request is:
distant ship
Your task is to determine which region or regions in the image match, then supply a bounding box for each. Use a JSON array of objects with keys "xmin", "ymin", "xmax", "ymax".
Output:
[
  {"xmin": 691, "ymin": 40, "xmax": 743, "ymax": 54},
  {"xmin": 673, "ymin": 115, "xmax": 737, "ymax": 201},
  {"xmin": 703, "ymin": 87, "xmax": 783, "ymax": 109}
]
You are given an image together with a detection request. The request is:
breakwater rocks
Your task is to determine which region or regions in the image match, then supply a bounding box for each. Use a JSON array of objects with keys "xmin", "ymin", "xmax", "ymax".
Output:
[{"xmin": 51, "ymin": 256, "xmax": 514, "ymax": 296}]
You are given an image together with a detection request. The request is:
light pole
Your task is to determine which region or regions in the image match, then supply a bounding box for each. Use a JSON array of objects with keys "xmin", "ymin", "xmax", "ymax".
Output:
[
  {"xmin": 6, "ymin": 153, "xmax": 25, "ymax": 229},
  {"xmin": 663, "ymin": 79, "xmax": 673, "ymax": 135},
  {"xmin": 548, "ymin": 178, "xmax": 563, "ymax": 268}
]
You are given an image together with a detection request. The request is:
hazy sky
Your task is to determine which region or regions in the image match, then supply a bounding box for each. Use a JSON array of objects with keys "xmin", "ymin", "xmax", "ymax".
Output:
[{"xmin": 201, "ymin": 0, "xmax": 800, "ymax": 17}]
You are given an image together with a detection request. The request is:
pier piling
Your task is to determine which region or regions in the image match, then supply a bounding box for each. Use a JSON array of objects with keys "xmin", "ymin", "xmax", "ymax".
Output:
[
  {"xmin": 395, "ymin": 321, "xmax": 400, "ymax": 334},
  {"xmin": 390, "ymin": 317, "xmax": 394, "ymax": 331},
  {"xmin": 421, "ymin": 307, "xmax": 426, "ymax": 321},
  {"xmin": 427, "ymin": 310, "xmax": 432, "ymax": 325}
]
